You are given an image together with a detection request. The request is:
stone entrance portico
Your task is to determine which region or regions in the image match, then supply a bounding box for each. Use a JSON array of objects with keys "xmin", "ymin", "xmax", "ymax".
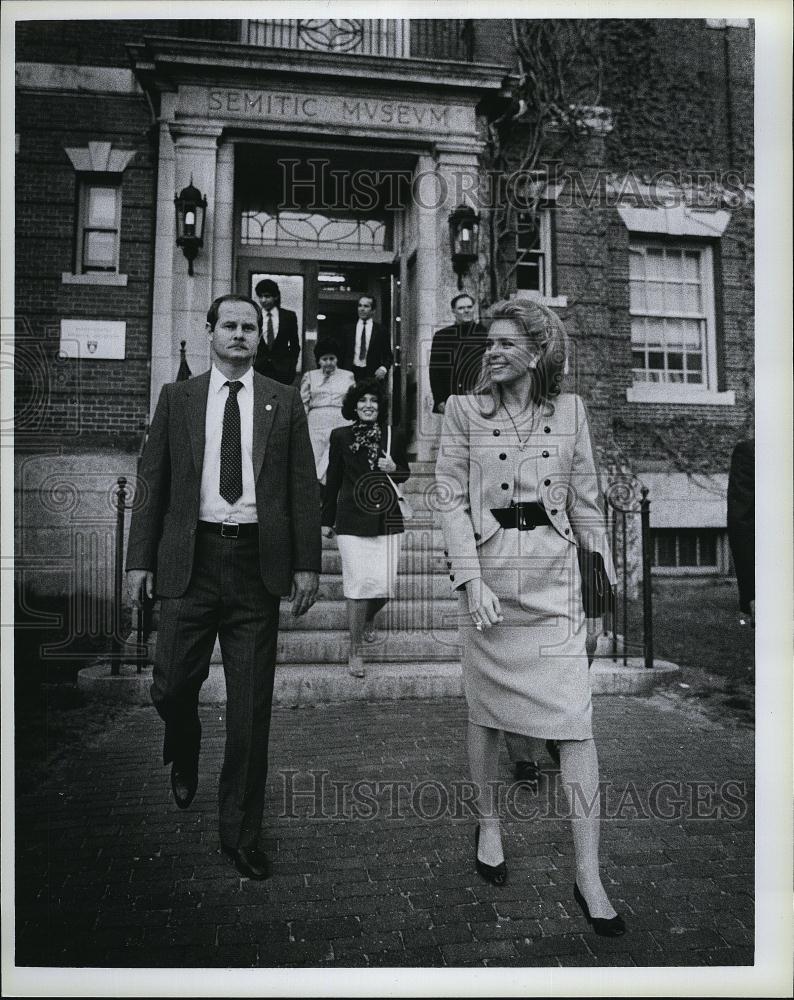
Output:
[{"xmin": 129, "ymin": 36, "xmax": 508, "ymax": 458}]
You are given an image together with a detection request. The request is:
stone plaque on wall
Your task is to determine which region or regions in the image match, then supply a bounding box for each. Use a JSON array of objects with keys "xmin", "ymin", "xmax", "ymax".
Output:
[{"xmin": 59, "ymin": 320, "xmax": 126, "ymax": 359}]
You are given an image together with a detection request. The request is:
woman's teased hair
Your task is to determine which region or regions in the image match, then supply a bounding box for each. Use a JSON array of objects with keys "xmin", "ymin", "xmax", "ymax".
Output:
[
  {"xmin": 313, "ymin": 338, "xmax": 340, "ymax": 363},
  {"xmin": 341, "ymin": 377, "xmax": 388, "ymax": 423},
  {"xmin": 475, "ymin": 298, "xmax": 568, "ymax": 415}
]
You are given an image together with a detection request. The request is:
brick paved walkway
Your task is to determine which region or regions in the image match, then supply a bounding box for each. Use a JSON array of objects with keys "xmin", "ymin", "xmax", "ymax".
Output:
[{"xmin": 15, "ymin": 694, "xmax": 754, "ymax": 971}]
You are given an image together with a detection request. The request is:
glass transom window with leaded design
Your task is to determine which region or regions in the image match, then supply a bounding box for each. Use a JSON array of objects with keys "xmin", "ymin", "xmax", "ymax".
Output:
[{"xmin": 629, "ymin": 241, "xmax": 718, "ymax": 397}]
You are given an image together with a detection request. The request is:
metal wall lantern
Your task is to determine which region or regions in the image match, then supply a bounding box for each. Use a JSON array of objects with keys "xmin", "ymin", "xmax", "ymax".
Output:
[
  {"xmin": 448, "ymin": 203, "xmax": 480, "ymax": 289},
  {"xmin": 174, "ymin": 179, "xmax": 207, "ymax": 276}
]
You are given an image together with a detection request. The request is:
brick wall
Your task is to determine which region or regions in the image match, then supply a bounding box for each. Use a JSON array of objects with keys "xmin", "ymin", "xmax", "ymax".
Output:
[
  {"xmin": 480, "ymin": 18, "xmax": 754, "ymax": 480},
  {"xmin": 15, "ymin": 19, "xmax": 240, "ymax": 65},
  {"xmin": 15, "ymin": 89, "xmax": 156, "ymax": 448}
]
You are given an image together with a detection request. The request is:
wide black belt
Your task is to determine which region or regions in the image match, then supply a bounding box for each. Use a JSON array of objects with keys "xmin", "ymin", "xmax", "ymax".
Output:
[
  {"xmin": 197, "ymin": 520, "xmax": 259, "ymax": 539},
  {"xmin": 490, "ymin": 502, "xmax": 552, "ymax": 531}
]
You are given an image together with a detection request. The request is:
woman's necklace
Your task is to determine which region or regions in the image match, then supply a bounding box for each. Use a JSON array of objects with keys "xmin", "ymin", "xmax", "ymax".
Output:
[{"xmin": 501, "ymin": 399, "xmax": 536, "ymax": 451}]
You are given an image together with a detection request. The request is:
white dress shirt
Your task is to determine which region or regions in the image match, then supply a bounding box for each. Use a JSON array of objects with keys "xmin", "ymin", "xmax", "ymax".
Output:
[
  {"xmin": 354, "ymin": 319, "xmax": 372, "ymax": 367},
  {"xmin": 199, "ymin": 364, "xmax": 258, "ymax": 523}
]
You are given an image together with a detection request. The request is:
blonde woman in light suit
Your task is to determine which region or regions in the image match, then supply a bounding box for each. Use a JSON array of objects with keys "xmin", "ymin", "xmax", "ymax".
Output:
[{"xmin": 435, "ymin": 298, "xmax": 625, "ymax": 937}]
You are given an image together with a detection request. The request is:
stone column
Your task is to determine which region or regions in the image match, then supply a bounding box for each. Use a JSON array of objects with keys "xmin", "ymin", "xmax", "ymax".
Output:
[
  {"xmin": 148, "ymin": 93, "xmax": 177, "ymax": 415},
  {"xmin": 412, "ymin": 153, "xmax": 441, "ymax": 461},
  {"xmin": 171, "ymin": 126, "xmax": 223, "ymax": 388},
  {"xmin": 149, "ymin": 120, "xmax": 223, "ymax": 412},
  {"xmin": 212, "ymin": 139, "xmax": 235, "ymax": 302},
  {"xmin": 413, "ymin": 146, "xmax": 484, "ymax": 460}
]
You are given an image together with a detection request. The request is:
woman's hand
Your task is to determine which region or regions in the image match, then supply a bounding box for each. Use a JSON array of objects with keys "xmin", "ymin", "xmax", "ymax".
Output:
[
  {"xmin": 465, "ymin": 578, "xmax": 503, "ymax": 630},
  {"xmin": 377, "ymin": 455, "xmax": 397, "ymax": 474},
  {"xmin": 585, "ymin": 617, "xmax": 601, "ymax": 666}
]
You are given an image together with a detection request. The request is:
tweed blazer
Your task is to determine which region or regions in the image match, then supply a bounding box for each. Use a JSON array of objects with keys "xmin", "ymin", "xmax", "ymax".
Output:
[
  {"xmin": 435, "ymin": 392, "xmax": 616, "ymax": 594},
  {"xmin": 322, "ymin": 424, "xmax": 410, "ymax": 536},
  {"xmin": 126, "ymin": 369, "xmax": 321, "ymax": 598}
]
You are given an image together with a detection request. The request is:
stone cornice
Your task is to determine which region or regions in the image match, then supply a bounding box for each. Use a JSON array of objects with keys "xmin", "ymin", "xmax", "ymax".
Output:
[{"xmin": 127, "ymin": 35, "xmax": 509, "ymax": 101}]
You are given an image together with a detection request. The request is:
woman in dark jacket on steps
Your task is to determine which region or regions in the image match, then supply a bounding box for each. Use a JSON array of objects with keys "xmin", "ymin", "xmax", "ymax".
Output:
[{"xmin": 322, "ymin": 379, "xmax": 411, "ymax": 678}]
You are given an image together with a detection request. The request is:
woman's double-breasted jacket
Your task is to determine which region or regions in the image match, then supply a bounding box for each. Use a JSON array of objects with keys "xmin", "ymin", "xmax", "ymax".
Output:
[
  {"xmin": 322, "ymin": 424, "xmax": 411, "ymax": 536},
  {"xmin": 435, "ymin": 392, "xmax": 617, "ymax": 595}
]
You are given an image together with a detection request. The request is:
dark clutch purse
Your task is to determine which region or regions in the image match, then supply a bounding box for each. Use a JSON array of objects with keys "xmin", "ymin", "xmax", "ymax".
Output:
[{"xmin": 577, "ymin": 549, "xmax": 616, "ymax": 619}]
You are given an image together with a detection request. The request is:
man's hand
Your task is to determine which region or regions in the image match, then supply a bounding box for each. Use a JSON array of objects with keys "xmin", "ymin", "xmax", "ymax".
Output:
[
  {"xmin": 290, "ymin": 571, "xmax": 319, "ymax": 617},
  {"xmin": 127, "ymin": 570, "xmax": 154, "ymax": 607},
  {"xmin": 585, "ymin": 617, "xmax": 601, "ymax": 666},
  {"xmin": 377, "ymin": 455, "xmax": 397, "ymax": 473},
  {"xmin": 437, "ymin": 401, "xmax": 446, "ymax": 415},
  {"xmin": 374, "ymin": 366, "xmax": 388, "ymax": 380},
  {"xmin": 323, "ymin": 526, "xmax": 335, "ymax": 539}
]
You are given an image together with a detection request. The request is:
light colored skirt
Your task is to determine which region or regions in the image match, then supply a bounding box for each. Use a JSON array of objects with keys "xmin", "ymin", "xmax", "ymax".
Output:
[
  {"xmin": 458, "ymin": 525, "xmax": 592, "ymax": 741},
  {"xmin": 308, "ymin": 406, "xmax": 350, "ymax": 483},
  {"xmin": 336, "ymin": 533, "xmax": 403, "ymax": 599}
]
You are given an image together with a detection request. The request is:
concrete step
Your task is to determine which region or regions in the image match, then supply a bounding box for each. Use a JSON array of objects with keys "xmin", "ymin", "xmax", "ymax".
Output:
[
  {"xmin": 321, "ymin": 526, "xmax": 443, "ymax": 549},
  {"xmin": 320, "ymin": 548, "xmax": 449, "ymax": 574},
  {"xmin": 79, "ymin": 648, "xmax": 681, "ymax": 706},
  {"xmin": 121, "ymin": 629, "xmax": 462, "ymax": 666},
  {"xmin": 316, "ymin": 575, "xmax": 456, "ymax": 601},
  {"xmin": 278, "ymin": 599, "xmax": 460, "ymax": 631},
  {"xmin": 145, "ymin": 590, "xmax": 460, "ymax": 632},
  {"xmin": 405, "ymin": 461, "xmax": 438, "ymax": 475},
  {"xmin": 122, "ymin": 628, "xmax": 628, "ymax": 666},
  {"xmin": 251, "ymin": 630, "xmax": 462, "ymax": 664},
  {"xmin": 81, "ymin": 660, "xmax": 465, "ymax": 705}
]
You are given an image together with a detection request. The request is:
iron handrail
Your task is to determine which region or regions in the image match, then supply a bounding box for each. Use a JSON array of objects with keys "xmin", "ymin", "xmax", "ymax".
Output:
[{"xmin": 605, "ymin": 478, "xmax": 654, "ymax": 670}]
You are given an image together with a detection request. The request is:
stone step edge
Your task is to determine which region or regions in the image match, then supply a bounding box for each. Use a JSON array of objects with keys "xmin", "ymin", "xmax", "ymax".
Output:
[{"xmin": 78, "ymin": 657, "xmax": 680, "ymax": 705}]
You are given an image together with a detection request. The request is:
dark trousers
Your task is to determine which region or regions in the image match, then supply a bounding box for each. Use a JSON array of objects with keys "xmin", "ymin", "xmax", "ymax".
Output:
[{"xmin": 151, "ymin": 531, "xmax": 280, "ymax": 849}]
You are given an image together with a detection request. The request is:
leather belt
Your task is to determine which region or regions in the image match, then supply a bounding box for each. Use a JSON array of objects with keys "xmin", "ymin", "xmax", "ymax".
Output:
[
  {"xmin": 491, "ymin": 502, "xmax": 552, "ymax": 531},
  {"xmin": 197, "ymin": 520, "xmax": 259, "ymax": 539}
]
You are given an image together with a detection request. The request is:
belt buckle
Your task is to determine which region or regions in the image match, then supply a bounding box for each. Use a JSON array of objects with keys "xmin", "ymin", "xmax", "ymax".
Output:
[
  {"xmin": 516, "ymin": 504, "xmax": 527, "ymax": 531},
  {"xmin": 221, "ymin": 519, "xmax": 239, "ymax": 538}
]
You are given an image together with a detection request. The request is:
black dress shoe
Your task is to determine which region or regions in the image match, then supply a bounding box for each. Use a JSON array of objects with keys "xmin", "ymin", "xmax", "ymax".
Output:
[
  {"xmin": 513, "ymin": 759, "xmax": 540, "ymax": 788},
  {"xmin": 545, "ymin": 739, "xmax": 561, "ymax": 766},
  {"xmin": 573, "ymin": 882, "xmax": 627, "ymax": 937},
  {"xmin": 222, "ymin": 845, "xmax": 271, "ymax": 880},
  {"xmin": 474, "ymin": 826, "xmax": 507, "ymax": 886},
  {"xmin": 170, "ymin": 762, "xmax": 197, "ymax": 809}
]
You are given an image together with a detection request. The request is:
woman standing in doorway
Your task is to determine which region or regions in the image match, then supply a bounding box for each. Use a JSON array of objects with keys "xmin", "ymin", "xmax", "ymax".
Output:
[
  {"xmin": 435, "ymin": 298, "xmax": 624, "ymax": 936},
  {"xmin": 322, "ymin": 379, "xmax": 411, "ymax": 678}
]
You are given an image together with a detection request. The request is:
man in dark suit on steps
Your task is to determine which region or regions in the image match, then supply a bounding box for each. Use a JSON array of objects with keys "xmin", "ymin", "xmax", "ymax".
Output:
[
  {"xmin": 126, "ymin": 293, "xmax": 320, "ymax": 880},
  {"xmin": 339, "ymin": 294, "xmax": 393, "ymax": 382},
  {"xmin": 253, "ymin": 278, "xmax": 300, "ymax": 385},
  {"xmin": 428, "ymin": 292, "xmax": 488, "ymax": 414}
]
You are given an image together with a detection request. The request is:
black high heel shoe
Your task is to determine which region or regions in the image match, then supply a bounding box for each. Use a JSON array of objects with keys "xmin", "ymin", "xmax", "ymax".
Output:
[
  {"xmin": 573, "ymin": 882, "xmax": 626, "ymax": 937},
  {"xmin": 474, "ymin": 826, "xmax": 507, "ymax": 886}
]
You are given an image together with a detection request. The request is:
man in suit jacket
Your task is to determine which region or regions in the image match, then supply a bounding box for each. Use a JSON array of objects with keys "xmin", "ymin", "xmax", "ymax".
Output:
[
  {"xmin": 428, "ymin": 292, "xmax": 488, "ymax": 414},
  {"xmin": 126, "ymin": 293, "xmax": 320, "ymax": 880},
  {"xmin": 727, "ymin": 437, "xmax": 754, "ymax": 624},
  {"xmin": 339, "ymin": 294, "xmax": 393, "ymax": 382},
  {"xmin": 253, "ymin": 278, "xmax": 300, "ymax": 385}
]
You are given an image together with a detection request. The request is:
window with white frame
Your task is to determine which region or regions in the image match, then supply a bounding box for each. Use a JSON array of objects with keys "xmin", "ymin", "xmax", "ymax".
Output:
[
  {"xmin": 77, "ymin": 180, "xmax": 121, "ymax": 273},
  {"xmin": 629, "ymin": 240, "xmax": 718, "ymax": 395},
  {"xmin": 516, "ymin": 208, "xmax": 552, "ymax": 297}
]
